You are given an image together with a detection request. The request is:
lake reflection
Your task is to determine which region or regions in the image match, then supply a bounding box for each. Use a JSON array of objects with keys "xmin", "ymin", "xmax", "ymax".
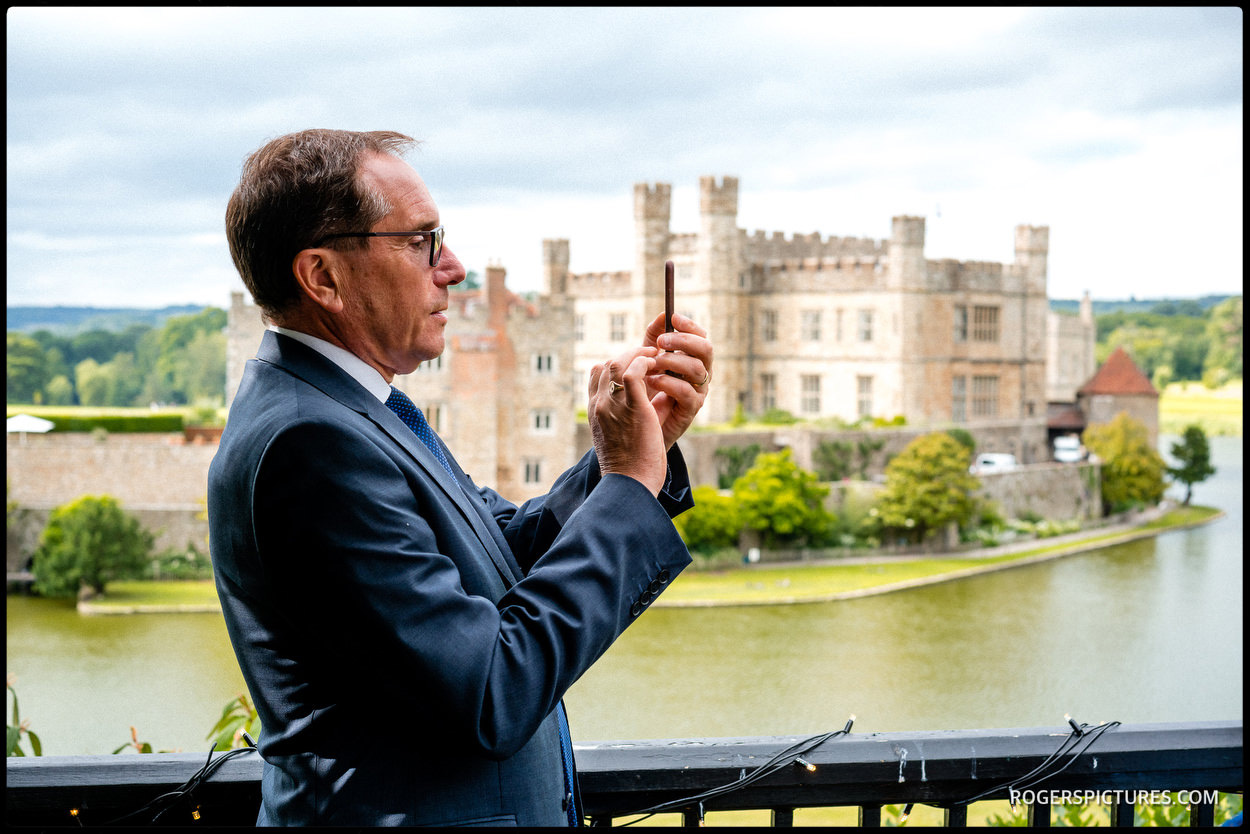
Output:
[{"xmin": 6, "ymin": 438, "xmax": 1242, "ymax": 754}]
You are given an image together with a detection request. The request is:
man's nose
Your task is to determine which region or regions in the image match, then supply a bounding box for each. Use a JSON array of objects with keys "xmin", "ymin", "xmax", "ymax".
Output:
[{"xmin": 437, "ymin": 247, "xmax": 466, "ymax": 287}]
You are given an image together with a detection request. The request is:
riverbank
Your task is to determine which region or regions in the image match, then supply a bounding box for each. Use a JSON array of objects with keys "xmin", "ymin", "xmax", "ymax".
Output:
[
  {"xmin": 655, "ymin": 503, "xmax": 1225, "ymax": 608},
  {"xmin": 69, "ymin": 504, "xmax": 1223, "ymax": 614}
]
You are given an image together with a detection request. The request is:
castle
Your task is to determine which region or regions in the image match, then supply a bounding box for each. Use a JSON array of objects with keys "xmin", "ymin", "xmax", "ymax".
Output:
[{"xmin": 227, "ymin": 175, "xmax": 1098, "ymax": 501}]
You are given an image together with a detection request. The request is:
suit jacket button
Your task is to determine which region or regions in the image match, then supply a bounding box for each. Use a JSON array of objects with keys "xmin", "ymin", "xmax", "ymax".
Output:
[
  {"xmin": 657, "ymin": 570, "xmax": 671, "ymax": 584},
  {"xmin": 648, "ymin": 578, "xmax": 663, "ymax": 594},
  {"xmin": 639, "ymin": 590, "xmax": 653, "ymax": 606},
  {"xmin": 630, "ymin": 600, "xmax": 644, "ymax": 617}
]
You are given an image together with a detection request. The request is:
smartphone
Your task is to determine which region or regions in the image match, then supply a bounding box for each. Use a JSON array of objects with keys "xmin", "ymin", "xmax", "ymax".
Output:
[{"xmin": 665, "ymin": 260, "xmax": 675, "ymax": 334}]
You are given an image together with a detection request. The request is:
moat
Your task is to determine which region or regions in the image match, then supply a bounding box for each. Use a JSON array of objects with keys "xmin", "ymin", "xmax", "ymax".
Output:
[{"xmin": 5, "ymin": 436, "xmax": 1241, "ymax": 755}]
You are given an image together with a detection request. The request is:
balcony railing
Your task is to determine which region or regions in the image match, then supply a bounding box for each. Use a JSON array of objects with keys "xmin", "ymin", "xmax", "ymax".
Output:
[{"xmin": 6, "ymin": 720, "xmax": 1241, "ymax": 827}]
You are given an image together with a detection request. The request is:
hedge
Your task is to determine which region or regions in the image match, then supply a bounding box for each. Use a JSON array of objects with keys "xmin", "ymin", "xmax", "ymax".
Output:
[{"xmin": 39, "ymin": 413, "xmax": 185, "ymax": 433}]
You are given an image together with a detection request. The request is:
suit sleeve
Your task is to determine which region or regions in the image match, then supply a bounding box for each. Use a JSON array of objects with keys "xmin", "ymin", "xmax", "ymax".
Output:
[
  {"xmin": 251, "ymin": 419, "xmax": 691, "ymax": 760},
  {"xmin": 473, "ymin": 445, "xmax": 696, "ymax": 574}
]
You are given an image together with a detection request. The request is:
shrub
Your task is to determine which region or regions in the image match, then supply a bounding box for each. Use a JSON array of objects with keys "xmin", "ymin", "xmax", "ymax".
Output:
[
  {"xmin": 32, "ymin": 495, "xmax": 154, "ymax": 598},
  {"xmin": 674, "ymin": 486, "xmax": 742, "ymax": 553},
  {"xmin": 732, "ymin": 449, "xmax": 834, "ymax": 547}
]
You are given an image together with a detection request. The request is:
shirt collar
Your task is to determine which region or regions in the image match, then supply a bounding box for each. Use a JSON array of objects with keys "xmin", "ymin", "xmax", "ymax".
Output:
[{"xmin": 269, "ymin": 325, "xmax": 392, "ymax": 403}]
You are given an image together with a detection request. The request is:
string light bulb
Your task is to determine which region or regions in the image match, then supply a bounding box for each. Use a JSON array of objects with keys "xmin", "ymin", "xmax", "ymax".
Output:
[
  {"xmin": 794, "ymin": 757, "xmax": 817, "ymax": 772},
  {"xmin": 900, "ymin": 803, "xmax": 914, "ymax": 822}
]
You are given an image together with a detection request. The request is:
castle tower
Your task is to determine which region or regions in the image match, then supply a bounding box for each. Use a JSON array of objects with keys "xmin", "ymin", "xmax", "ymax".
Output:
[
  {"xmin": 697, "ymin": 176, "xmax": 743, "ymax": 423},
  {"xmin": 542, "ymin": 238, "xmax": 570, "ymax": 297},
  {"xmin": 888, "ymin": 216, "xmax": 926, "ymax": 290},
  {"xmin": 1014, "ymin": 224, "xmax": 1049, "ymax": 296},
  {"xmin": 633, "ymin": 182, "xmax": 671, "ymax": 326},
  {"xmin": 697, "ymin": 176, "xmax": 740, "ymax": 291}
]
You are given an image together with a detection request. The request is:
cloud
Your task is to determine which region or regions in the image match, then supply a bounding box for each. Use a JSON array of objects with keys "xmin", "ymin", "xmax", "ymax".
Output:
[{"xmin": 4, "ymin": 7, "xmax": 1243, "ymax": 306}]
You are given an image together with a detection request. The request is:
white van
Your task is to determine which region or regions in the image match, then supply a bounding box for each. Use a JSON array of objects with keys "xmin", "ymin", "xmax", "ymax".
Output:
[
  {"xmin": 969, "ymin": 453, "xmax": 1018, "ymax": 475},
  {"xmin": 1052, "ymin": 435, "xmax": 1085, "ymax": 463}
]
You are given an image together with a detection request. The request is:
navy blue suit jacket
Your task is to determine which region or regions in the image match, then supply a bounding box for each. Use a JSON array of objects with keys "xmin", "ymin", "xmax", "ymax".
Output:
[{"xmin": 208, "ymin": 331, "xmax": 694, "ymax": 826}]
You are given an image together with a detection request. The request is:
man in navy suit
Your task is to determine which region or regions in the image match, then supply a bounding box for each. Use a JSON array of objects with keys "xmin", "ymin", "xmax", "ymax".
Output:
[{"xmin": 209, "ymin": 129, "xmax": 713, "ymax": 826}]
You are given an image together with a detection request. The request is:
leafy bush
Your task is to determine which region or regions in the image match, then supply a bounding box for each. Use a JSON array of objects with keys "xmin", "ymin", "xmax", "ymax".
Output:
[
  {"xmin": 732, "ymin": 449, "xmax": 834, "ymax": 547},
  {"xmin": 6, "ymin": 676, "xmax": 42, "ymax": 757},
  {"xmin": 674, "ymin": 486, "xmax": 742, "ymax": 553},
  {"xmin": 146, "ymin": 544, "xmax": 214, "ymax": 581},
  {"xmin": 32, "ymin": 495, "xmax": 154, "ymax": 598},
  {"xmin": 758, "ymin": 408, "xmax": 798, "ymax": 425},
  {"xmin": 872, "ymin": 433, "xmax": 980, "ymax": 546},
  {"xmin": 1082, "ymin": 412, "xmax": 1167, "ymax": 514}
]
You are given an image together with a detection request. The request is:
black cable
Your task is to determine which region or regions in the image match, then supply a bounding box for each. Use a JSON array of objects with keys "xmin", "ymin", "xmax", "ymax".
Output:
[
  {"xmin": 99, "ymin": 737, "xmax": 259, "ymax": 826},
  {"xmin": 614, "ymin": 717, "xmax": 855, "ymax": 826},
  {"xmin": 951, "ymin": 717, "xmax": 1121, "ymax": 808}
]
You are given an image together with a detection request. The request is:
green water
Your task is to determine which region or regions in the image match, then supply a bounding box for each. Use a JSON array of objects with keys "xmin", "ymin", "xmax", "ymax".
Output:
[{"xmin": 6, "ymin": 437, "xmax": 1241, "ymax": 755}]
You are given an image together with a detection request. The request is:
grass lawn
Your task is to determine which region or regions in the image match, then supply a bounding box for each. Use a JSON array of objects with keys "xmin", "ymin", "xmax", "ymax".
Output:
[
  {"xmin": 73, "ymin": 507, "xmax": 1220, "ymax": 612},
  {"xmin": 84, "ymin": 579, "xmax": 220, "ymax": 610},
  {"xmin": 661, "ymin": 506, "xmax": 1222, "ymax": 607},
  {"xmin": 1159, "ymin": 380, "xmax": 1242, "ymax": 437}
]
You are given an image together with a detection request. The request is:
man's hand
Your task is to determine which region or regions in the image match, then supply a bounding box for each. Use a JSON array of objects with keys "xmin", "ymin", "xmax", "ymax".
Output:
[
  {"xmin": 641, "ymin": 312, "xmax": 713, "ymax": 450},
  {"xmin": 588, "ymin": 348, "xmax": 667, "ymax": 496}
]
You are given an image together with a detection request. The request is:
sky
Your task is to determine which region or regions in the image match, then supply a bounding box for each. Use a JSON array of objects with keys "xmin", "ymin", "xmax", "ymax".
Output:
[{"xmin": 5, "ymin": 6, "xmax": 1244, "ymax": 310}]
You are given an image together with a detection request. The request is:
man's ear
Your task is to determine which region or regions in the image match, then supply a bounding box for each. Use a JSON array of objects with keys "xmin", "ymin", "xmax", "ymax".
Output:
[{"xmin": 291, "ymin": 248, "xmax": 346, "ymax": 314}]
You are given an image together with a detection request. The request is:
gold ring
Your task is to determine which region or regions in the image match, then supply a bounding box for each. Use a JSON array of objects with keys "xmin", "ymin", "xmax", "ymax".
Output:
[
  {"xmin": 608, "ymin": 380, "xmax": 624, "ymax": 394},
  {"xmin": 697, "ymin": 369, "xmax": 711, "ymax": 388}
]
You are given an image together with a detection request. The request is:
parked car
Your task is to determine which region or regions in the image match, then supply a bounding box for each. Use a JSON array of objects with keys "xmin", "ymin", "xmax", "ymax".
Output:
[
  {"xmin": 969, "ymin": 453, "xmax": 1018, "ymax": 474},
  {"xmin": 1052, "ymin": 435, "xmax": 1085, "ymax": 463}
]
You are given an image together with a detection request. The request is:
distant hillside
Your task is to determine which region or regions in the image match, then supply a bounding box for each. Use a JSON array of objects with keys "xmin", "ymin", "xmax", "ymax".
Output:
[
  {"xmin": 6, "ymin": 305, "xmax": 214, "ymax": 335},
  {"xmin": 1049, "ymin": 294, "xmax": 1234, "ymax": 315}
]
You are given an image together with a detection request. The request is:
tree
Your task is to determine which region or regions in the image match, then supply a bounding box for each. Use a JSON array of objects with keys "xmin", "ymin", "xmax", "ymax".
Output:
[
  {"xmin": 1203, "ymin": 296, "xmax": 1242, "ymax": 381},
  {"xmin": 673, "ymin": 485, "xmax": 742, "ymax": 552},
  {"xmin": 1167, "ymin": 425, "xmax": 1216, "ymax": 506},
  {"xmin": 6, "ymin": 333, "xmax": 50, "ymax": 404},
  {"xmin": 714, "ymin": 443, "xmax": 761, "ymax": 489},
  {"xmin": 731, "ymin": 449, "xmax": 833, "ymax": 547},
  {"xmin": 872, "ymin": 432, "xmax": 980, "ymax": 546},
  {"xmin": 812, "ymin": 440, "xmax": 854, "ymax": 481},
  {"xmin": 32, "ymin": 495, "xmax": 154, "ymax": 599},
  {"xmin": 1082, "ymin": 412, "xmax": 1167, "ymax": 514},
  {"xmin": 74, "ymin": 358, "xmax": 110, "ymax": 406}
]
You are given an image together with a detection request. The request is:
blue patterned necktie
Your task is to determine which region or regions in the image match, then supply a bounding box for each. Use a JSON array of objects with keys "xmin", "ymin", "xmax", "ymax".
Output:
[
  {"xmin": 385, "ymin": 387, "xmax": 456, "ymax": 479},
  {"xmin": 387, "ymin": 384, "xmax": 578, "ymax": 825},
  {"xmin": 556, "ymin": 702, "xmax": 578, "ymax": 826}
]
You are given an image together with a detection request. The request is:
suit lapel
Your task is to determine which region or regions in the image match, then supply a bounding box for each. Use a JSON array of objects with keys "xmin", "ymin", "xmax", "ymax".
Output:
[{"xmin": 256, "ymin": 332, "xmax": 521, "ymax": 589}]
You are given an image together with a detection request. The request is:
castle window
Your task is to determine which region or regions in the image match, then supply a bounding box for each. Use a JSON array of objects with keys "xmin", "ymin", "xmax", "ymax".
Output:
[
  {"xmin": 971, "ymin": 375, "xmax": 999, "ymax": 417},
  {"xmin": 524, "ymin": 458, "xmax": 543, "ymax": 484},
  {"xmin": 972, "ymin": 306, "xmax": 1000, "ymax": 342},
  {"xmin": 531, "ymin": 410, "xmax": 554, "ymax": 434},
  {"xmin": 574, "ymin": 315, "xmax": 585, "ymax": 341},
  {"xmin": 836, "ymin": 309, "xmax": 844, "ymax": 342},
  {"xmin": 425, "ymin": 404, "xmax": 443, "ymax": 433},
  {"xmin": 801, "ymin": 310, "xmax": 822, "ymax": 342},
  {"xmin": 761, "ymin": 310, "xmax": 777, "ymax": 342},
  {"xmin": 801, "ymin": 374, "xmax": 821, "ymax": 414},
  {"xmin": 857, "ymin": 375, "xmax": 873, "ymax": 419},
  {"xmin": 953, "ymin": 306, "xmax": 968, "ymax": 343},
  {"xmin": 952, "ymin": 375, "xmax": 967, "ymax": 422},
  {"xmin": 760, "ymin": 373, "xmax": 777, "ymax": 411},
  {"xmin": 534, "ymin": 354, "xmax": 555, "ymax": 374},
  {"xmin": 610, "ymin": 313, "xmax": 627, "ymax": 342},
  {"xmin": 858, "ymin": 309, "xmax": 874, "ymax": 342}
]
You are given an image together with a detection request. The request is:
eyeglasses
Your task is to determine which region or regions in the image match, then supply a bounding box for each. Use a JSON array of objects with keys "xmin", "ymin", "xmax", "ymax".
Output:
[{"xmin": 316, "ymin": 226, "xmax": 444, "ymax": 267}]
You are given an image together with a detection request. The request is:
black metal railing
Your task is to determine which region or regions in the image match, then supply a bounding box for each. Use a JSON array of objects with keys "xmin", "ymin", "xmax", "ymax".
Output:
[{"xmin": 6, "ymin": 721, "xmax": 1241, "ymax": 827}]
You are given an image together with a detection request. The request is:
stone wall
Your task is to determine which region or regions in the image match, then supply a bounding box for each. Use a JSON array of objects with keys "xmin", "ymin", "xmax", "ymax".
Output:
[{"xmin": 6, "ymin": 433, "xmax": 215, "ymax": 572}]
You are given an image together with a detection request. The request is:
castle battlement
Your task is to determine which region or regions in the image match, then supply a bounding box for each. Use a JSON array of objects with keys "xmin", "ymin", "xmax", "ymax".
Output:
[
  {"xmin": 742, "ymin": 228, "xmax": 888, "ymax": 263},
  {"xmin": 567, "ymin": 270, "xmax": 633, "ymax": 298}
]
